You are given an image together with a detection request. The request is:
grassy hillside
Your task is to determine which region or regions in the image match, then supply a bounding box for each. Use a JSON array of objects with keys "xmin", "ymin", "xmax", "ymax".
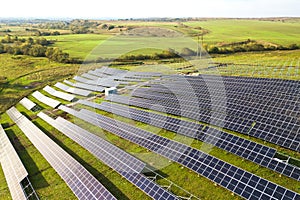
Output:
[{"xmin": 36, "ymin": 19, "xmax": 300, "ymax": 62}]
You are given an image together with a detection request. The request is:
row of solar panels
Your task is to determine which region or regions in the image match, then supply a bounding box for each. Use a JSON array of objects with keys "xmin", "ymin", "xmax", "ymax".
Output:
[
  {"xmin": 159, "ymin": 74, "xmax": 299, "ymax": 95},
  {"xmin": 0, "ymin": 125, "xmax": 39, "ymax": 200},
  {"xmin": 79, "ymin": 99, "xmax": 300, "ymax": 181},
  {"xmin": 20, "ymin": 86, "xmax": 75, "ymax": 112},
  {"xmin": 25, "ymin": 66, "xmax": 162, "ymax": 101},
  {"xmin": 58, "ymin": 105, "xmax": 300, "ymax": 200}
]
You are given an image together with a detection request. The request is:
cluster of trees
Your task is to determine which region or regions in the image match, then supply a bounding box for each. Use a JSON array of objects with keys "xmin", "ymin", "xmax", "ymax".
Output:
[
  {"xmin": 115, "ymin": 49, "xmax": 180, "ymax": 61},
  {"xmin": 37, "ymin": 21, "xmax": 69, "ymax": 29},
  {"xmin": 25, "ymin": 28, "xmax": 60, "ymax": 36},
  {"xmin": 0, "ymin": 35, "xmax": 76, "ymax": 63},
  {"xmin": 37, "ymin": 19, "xmax": 123, "ymax": 34},
  {"xmin": 1, "ymin": 35, "xmax": 53, "ymax": 45},
  {"xmin": 0, "ymin": 29, "xmax": 11, "ymax": 33}
]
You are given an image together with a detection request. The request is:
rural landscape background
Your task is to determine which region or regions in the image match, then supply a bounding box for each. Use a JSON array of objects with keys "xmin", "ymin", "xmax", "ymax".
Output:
[
  {"xmin": 1, "ymin": 18, "xmax": 299, "ymax": 113},
  {"xmin": 0, "ymin": 0, "xmax": 299, "ymax": 199}
]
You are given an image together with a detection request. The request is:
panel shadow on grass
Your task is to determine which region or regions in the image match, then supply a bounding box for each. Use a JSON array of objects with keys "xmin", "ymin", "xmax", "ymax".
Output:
[
  {"xmin": 33, "ymin": 121, "xmax": 130, "ymax": 200},
  {"xmin": 4, "ymin": 128, "xmax": 50, "ymax": 189}
]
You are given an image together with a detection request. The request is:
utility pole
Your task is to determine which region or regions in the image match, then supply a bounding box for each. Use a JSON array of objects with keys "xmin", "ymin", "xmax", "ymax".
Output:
[
  {"xmin": 200, "ymin": 34, "xmax": 203, "ymax": 60},
  {"xmin": 197, "ymin": 34, "xmax": 200, "ymax": 58}
]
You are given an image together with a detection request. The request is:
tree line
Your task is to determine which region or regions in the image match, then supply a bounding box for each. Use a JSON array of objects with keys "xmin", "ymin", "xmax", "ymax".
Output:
[
  {"xmin": 112, "ymin": 42, "xmax": 300, "ymax": 62},
  {"xmin": 0, "ymin": 35, "xmax": 79, "ymax": 63},
  {"xmin": 207, "ymin": 41, "xmax": 299, "ymax": 54}
]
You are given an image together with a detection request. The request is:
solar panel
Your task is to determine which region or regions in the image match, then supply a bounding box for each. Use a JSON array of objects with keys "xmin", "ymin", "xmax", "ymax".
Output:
[
  {"xmin": 37, "ymin": 112, "xmax": 178, "ymax": 199},
  {"xmin": 64, "ymin": 80, "xmax": 106, "ymax": 92},
  {"xmin": 59, "ymin": 106, "xmax": 300, "ymax": 200},
  {"xmin": 54, "ymin": 82, "xmax": 91, "ymax": 96},
  {"xmin": 81, "ymin": 73, "xmax": 100, "ymax": 80},
  {"xmin": 75, "ymin": 76, "xmax": 120, "ymax": 88},
  {"xmin": 43, "ymin": 86, "xmax": 75, "ymax": 102},
  {"xmin": 32, "ymin": 91, "xmax": 61, "ymax": 108},
  {"xmin": 95, "ymin": 66, "xmax": 127, "ymax": 75},
  {"xmin": 125, "ymin": 71, "xmax": 162, "ymax": 77},
  {"xmin": 88, "ymin": 70, "xmax": 110, "ymax": 78},
  {"xmin": 6, "ymin": 107, "xmax": 116, "ymax": 200},
  {"xmin": 73, "ymin": 75, "xmax": 91, "ymax": 83},
  {"xmin": 19, "ymin": 97, "xmax": 36, "ymax": 111},
  {"xmin": 0, "ymin": 125, "xmax": 39, "ymax": 200}
]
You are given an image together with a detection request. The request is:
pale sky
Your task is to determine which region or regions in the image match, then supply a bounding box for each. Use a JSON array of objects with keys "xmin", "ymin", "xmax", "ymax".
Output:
[{"xmin": 0, "ymin": 0, "xmax": 299, "ymax": 19}]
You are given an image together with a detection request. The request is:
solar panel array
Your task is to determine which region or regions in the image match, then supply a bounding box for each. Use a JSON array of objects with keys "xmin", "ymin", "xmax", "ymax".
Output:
[
  {"xmin": 106, "ymin": 94, "xmax": 253, "ymax": 134},
  {"xmin": 131, "ymin": 90, "xmax": 254, "ymax": 134},
  {"xmin": 32, "ymin": 91, "xmax": 61, "ymax": 108},
  {"xmin": 43, "ymin": 86, "xmax": 75, "ymax": 101},
  {"xmin": 4, "ymin": 65, "xmax": 299, "ymax": 199},
  {"xmin": 0, "ymin": 125, "xmax": 39, "ymax": 200},
  {"xmin": 140, "ymin": 75, "xmax": 300, "ymax": 151},
  {"xmin": 58, "ymin": 105, "xmax": 300, "ymax": 200},
  {"xmin": 54, "ymin": 82, "xmax": 91, "ymax": 96},
  {"xmin": 38, "ymin": 112, "xmax": 178, "ymax": 200},
  {"xmin": 19, "ymin": 97, "xmax": 36, "ymax": 111},
  {"xmin": 6, "ymin": 107, "xmax": 116, "ymax": 200},
  {"xmin": 79, "ymin": 100, "xmax": 300, "ymax": 181}
]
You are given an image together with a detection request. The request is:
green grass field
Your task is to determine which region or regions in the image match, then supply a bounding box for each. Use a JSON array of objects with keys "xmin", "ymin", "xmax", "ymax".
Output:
[
  {"xmin": 183, "ymin": 19, "xmax": 300, "ymax": 46},
  {"xmin": 0, "ymin": 19, "xmax": 300, "ymax": 200},
  {"xmin": 45, "ymin": 34, "xmax": 111, "ymax": 59}
]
